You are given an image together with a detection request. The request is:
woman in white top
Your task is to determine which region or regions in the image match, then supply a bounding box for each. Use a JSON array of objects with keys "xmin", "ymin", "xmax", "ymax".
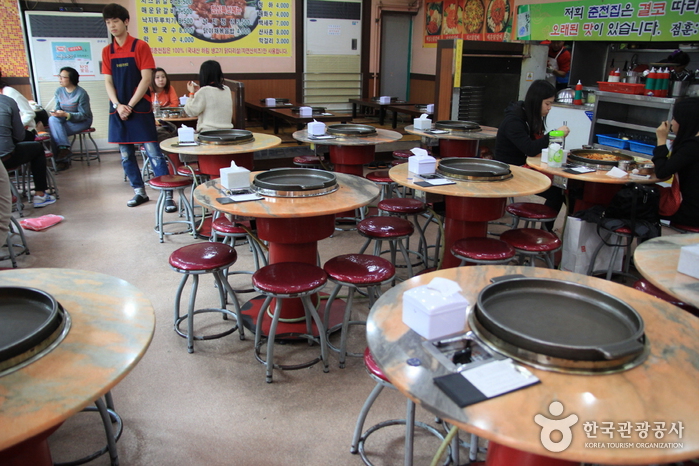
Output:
[
  {"xmin": 184, "ymin": 60, "xmax": 233, "ymax": 133},
  {"xmin": 0, "ymin": 71, "xmax": 36, "ymax": 141}
]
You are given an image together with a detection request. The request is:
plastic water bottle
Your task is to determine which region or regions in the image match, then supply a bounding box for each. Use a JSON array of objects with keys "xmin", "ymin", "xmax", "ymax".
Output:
[
  {"xmin": 547, "ymin": 130, "xmax": 566, "ymax": 167},
  {"xmin": 153, "ymin": 98, "xmax": 161, "ymax": 118}
]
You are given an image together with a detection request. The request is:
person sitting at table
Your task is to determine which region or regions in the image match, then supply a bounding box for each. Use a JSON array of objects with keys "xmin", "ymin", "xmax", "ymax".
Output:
[
  {"xmin": 48, "ymin": 67, "xmax": 93, "ymax": 169},
  {"xmin": 494, "ymin": 80, "xmax": 570, "ymax": 228},
  {"xmin": 184, "ymin": 60, "xmax": 233, "ymax": 133},
  {"xmin": 653, "ymin": 96, "xmax": 699, "ymax": 227},
  {"xmin": 151, "ymin": 68, "xmax": 179, "ymax": 108},
  {"xmin": 1, "ymin": 70, "xmax": 37, "ymax": 142}
]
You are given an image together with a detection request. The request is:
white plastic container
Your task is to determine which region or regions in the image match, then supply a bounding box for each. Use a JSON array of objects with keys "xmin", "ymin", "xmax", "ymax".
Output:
[
  {"xmin": 265, "ymin": 98, "xmax": 276, "ymax": 106},
  {"xmin": 678, "ymin": 244, "xmax": 699, "ymax": 279},
  {"xmin": 177, "ymin": 125, "xmax": 195, "ymax": 144},
  {"xmin": 541, "ymin": 148, "xmax": 549, "ymax": 163},
  {"xmin": 299, "ymin": 106, "xmax": 312, "ymax": 117},
  {"xmin": 307, "ymin": 120, "xmax": 326, "ymax": 136},
  {"xmin": 408, "ymin": 148, "xmax": 436, "ymax": 175},
  {"xmin": 402, "ymin": 277, "xmax": 469, "ymax": 339},
  {"xmin": 426, "ymin": 104, "xmax": 435, "ymax": 113},
  {"xmin": 413, "ymin": 113, "xmax": 432, "ymax": 130},
  {"xmin": 220, "ymin": 161, "xmax": 251, "ymax": 190},
  {"xmin": 379, "ymin": 96, "xmax": 391, "ymax": 104}
]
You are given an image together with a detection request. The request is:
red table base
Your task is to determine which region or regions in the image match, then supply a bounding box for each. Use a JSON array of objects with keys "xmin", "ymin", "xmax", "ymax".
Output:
[
  {"xmin": 439, "ymin": 139, "xmax": 479, "ymax": 158},
  {"xmin": 197, "ymin": 151, "xmax": 254, "ymax": 176},
  {"xmin": 573, "ymin": 181, "xmax": 622, "ymax": 213},
  {"xmin": 442, "ymin": 196, "xmax": 507, "ymax": 269},
  {"xmin": 486, "ymin": 442, "xmax": 578, "ymax": 466},
  {"xmin": 329, "ymin": 145, "xmax": 375, "ymax": 176},
  {"xmin": 0, "ymin": 424, "xmax": 61, "ymax": 466}
]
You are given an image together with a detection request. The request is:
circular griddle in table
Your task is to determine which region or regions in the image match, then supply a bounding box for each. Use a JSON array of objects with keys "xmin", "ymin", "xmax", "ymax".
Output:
[
  {"xmin": 252, "ymin": 168, "xmax": 339, "ymax": 198},
  {"xmin": 326, "ymin": 124, "xmax": 377, "ymax": 137},
  {"xmin": 435, "ymin": 120, "xmax": 482, "ymax": 132},
  {"xmin": 198, "ymin": 129, "xmax": 254, "ymax": 145},
  {"xmin": 437, "ymin": 158, "xmax": 513, "ymax": 182},
  {"xmin": 568, "ymin": 149, "xmax": 634, "ymax": 171}
]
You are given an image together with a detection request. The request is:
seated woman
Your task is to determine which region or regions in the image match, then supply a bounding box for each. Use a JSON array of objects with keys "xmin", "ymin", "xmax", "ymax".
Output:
[
  {"xmin": 1, "ymin": 71, "xmax": 36, "ymax": 141},
  {"xmin": 48, "ymin": 67, "xmax": 93, "ymax": 166},
  {"xmin": 653, "ymin": 96, "xmax": 699, "ymax": 227},
  {"xmin": 151, "ymin": 68, "xmax": 179, "ymax": 108},
  {"xmin": 494, "ymin": 79, "xmax": 570, "ymax": 227},
  {"xmin": 184, "ymin": 60, "xmax": 233, "ymax": 133}
]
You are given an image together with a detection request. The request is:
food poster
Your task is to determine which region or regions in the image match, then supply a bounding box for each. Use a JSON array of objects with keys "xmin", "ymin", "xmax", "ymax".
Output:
[
  {"xmin": 527, "ymin": 0, "xmax": 699, "ymax": 41},
  {"xmin": 424, "ymin": 0, "xmax": 515, "ymax": 46},
  {"xmin": 136, "ymin": 0, "xmax": 292, "ymax": 57}
]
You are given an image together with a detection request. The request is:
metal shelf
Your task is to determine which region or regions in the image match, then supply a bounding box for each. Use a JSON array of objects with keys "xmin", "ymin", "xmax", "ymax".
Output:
[{"xmin": 596, "ymin": 119, "xmax": 657, "ymax": 133}]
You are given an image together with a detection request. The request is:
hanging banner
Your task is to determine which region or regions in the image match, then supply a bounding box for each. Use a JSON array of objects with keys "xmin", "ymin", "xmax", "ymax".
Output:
[
  {"xmin": 423, "ymin": 0, "xmax": 515, "ymax": 46},
  {"xmin": 527, "ymin": 0, "xmax": 699, "ymax": 41},
  {"xmin": 136, "ymin": 0, "xmax": 292, "ymax": 57}
]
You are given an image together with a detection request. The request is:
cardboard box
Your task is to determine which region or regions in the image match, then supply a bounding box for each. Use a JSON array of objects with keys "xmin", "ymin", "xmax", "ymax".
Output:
[
  {"xmin": 678, "ymin": 244, "xmax": 699, "ymax": 279},
  {"xmin": 402, "ymin": 278, "xmax": 469, "ymax": 340}
]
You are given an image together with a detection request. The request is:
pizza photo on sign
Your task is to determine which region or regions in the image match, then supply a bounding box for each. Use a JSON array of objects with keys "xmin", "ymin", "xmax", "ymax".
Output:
[
  {"xmin": 425, "ymin": 2, "xmax": 443, "ymax": 36},
  {"xmin": 171, "ymin": 0, "xmax": 262, "ymax": 43},
  {"xmin": 462, "ymin": 0, "xmax": 484, "ymax": 34},
  {"xmin": 486, "ymin": 0, "xmax": 510, "ymax": 33}
]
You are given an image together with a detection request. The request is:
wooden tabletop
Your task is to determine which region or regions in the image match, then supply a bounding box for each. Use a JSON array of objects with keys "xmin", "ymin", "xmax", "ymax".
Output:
[
  {"xmin": 267, "ymin": 108, "xmax": 350, "ymax": 125},
  {"xmin": 194, "ymin": 171, "xmax": 380, "ymax": 218},
  {"xmin": 349, "ymin": 97, "xmax": 407, "ymax": 107},
  {"xmin": 367, "ymin": 265, "xmax": 699, "ymax": 465},
  {"xmin": 244, "ymin": 100, "xmax": 295, "ymax": 111},
  {"xmin": 0, "ymin": 269, "xmax": 155, "ymax": 451},
  {"xmin": 292, "ymin": 128, "xmax": 403, "ymax": 146},
  {"xmin": 388, "ymin": 163, "xmax": 551, "ymax": 198},
  {"xmin": 633, "ymin": 233, "xmax": 699, "ymax": 307},
  {"xmin": 160, "ymin": 133, "xmax": 281, "ymax": 155},
  {"xmin": 404, "ymin": 124, "xmax": 499, "ymax": 141},
  {"xmin": 527, "ymin": 157, "xmax": 664, "ymax": 185}
]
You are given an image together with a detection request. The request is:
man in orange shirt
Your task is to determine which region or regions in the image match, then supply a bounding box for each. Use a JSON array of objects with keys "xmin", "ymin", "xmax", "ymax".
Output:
[{"xmin": 546, "ymin": 41, "xmax": 571, "ymax": 91}]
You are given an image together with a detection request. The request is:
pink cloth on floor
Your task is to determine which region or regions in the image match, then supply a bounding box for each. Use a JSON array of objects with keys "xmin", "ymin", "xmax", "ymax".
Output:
[{"xmin": 19, "ymin": 214, "xmax": 64, "ymax": 231}]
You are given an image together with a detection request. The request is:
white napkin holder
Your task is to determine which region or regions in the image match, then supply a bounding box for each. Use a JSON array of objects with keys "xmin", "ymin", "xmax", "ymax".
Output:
[
  {"xmin": 402, "ymin": 277, "xmax": 469, "ymax": 339},
  {"xmin": 299, "ymin": 106, "xmax": 312, "ymax": 117},
  {"xmin": 426, "ymin": 104, "xmax": 435, "ymax": 113},
  {"xmin": 179, "ymin": 95, "xmax": 189, "ymax": 106},
  {"xmin": 265, "ymin": 98, "xmax": 276, "ymax": 106},
  {"xmin": 408, "ymin": 147, "xmax": 436, "ymax": 175},
  {"xmin": 220, "ymin": 161, "xmax": 250, "ymax": 190},
  {"xmin": 541, "ymin": 148, "xmax": 549, "ymax": 163},
  {"xmin": 379, "ymin": 96, "xmax": 391, "ymax": 104},
  {"xmin": 177, "ymin": 125, "xmax": 195, "ymax": 144},
  {"xmin": 307, "ymin": 120, "xmax": 326, "ymax": 136},
  {"xmin": 678, "ymin": 244, "xmax": 699, "ymax": 279},
  {"xmin": 414, "ymin": 113, "xmax": 433, "ymax": 130}
]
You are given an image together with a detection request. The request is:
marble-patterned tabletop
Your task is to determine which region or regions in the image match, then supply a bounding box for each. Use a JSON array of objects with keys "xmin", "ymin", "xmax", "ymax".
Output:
[
  {"xmin": 404, "ymin": 124, "xmax": 498, "ymax": 141},
  {"xmin": 367, "ymin": 265, "xmax": 699, "ymax": 465},
  {"xmin": 0, "ymin": 269, "xmax": 155, "ymax": 451},
  {"xmin": 292, "ymin": 128, "xmax": 402, "ymax": 146},
  {"xmin": 633, "ymin": 233, "xmax": 699, "ymax": 307},
  {"xmin": 160, "ymin": 133, "xmax": 282, "ymax": 156},
  {"xmin": 527, "ymin": 157, "xmax": 664, "ymax": 185}
]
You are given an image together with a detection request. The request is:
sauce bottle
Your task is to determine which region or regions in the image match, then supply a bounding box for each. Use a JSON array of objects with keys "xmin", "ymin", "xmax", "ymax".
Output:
[{"xmin": 573, "ymin": 80, "xmax": 584, "ymax": 105}]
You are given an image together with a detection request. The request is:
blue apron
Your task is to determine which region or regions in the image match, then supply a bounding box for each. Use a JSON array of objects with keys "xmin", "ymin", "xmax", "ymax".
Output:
[{"xmin": 108, "ymin": 39, "xmax": 158, "ymax": 144}]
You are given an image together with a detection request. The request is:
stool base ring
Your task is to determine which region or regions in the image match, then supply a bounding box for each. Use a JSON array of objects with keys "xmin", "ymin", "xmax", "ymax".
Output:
[
  {"xmin": 254, "ymin": 335, "xmax": 323, "ymax": 372},
  {"xmin": 355, "ymin": 419, "xmax": 450, "ymax": 466},
  {"xmin": 326, "ymin": 320, "xmax": 366, "ymax": 365},
  {"xmin": 174, "ymin": 308, "xmax": 239, "ymax": 344}
]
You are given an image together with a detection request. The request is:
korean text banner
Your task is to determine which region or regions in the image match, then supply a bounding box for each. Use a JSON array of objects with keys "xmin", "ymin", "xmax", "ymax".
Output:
[
  {"xmin": 136, "ymin": 0, "xmax": 292, "ymax": 57},
  {"xmin": 528, "ymin": 0, "xmax": 699, "ymax": 41},
  {"xmin": 424, "ymin": 0, "xmax": 515, "ymax": 47}
]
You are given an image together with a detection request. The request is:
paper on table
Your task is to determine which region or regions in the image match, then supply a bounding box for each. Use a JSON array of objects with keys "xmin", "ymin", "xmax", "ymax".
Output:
[
  {"xmin": 568, "ymin": 166, "xmax": 596, "ymax": 173},
  {"xmin": 229, "ymin": 193, "xmax": 263, "ymax": 202},
  {"xmin": 606, "ymin": 166, "xmax": 629, "ymax": 178},
  {"xmin": 424, "ymin": 178, "xmax": 455, "ymax": 186},
  {"xmin": 461, "ymin": 359, "xmax": 539, "ymax": 398}
]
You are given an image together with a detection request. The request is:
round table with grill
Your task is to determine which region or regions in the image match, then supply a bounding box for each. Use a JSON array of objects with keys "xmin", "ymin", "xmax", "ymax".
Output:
[
  {"xmin": 367, "ymin": 265, "xmax": 699, "ymax": 465},
  {"xmin": 404, "ymin": 123, "xmax": 498, "ymax": 158}
]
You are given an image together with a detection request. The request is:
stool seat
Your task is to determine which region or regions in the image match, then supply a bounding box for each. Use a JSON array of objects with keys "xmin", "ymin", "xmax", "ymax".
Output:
[
  {"xmin": 506, "ymin": 202, "xmax": 558, "ymax": 220},
  {"xmin": 392, "ymin": 150, "xmax": 413, "ymax": 160},
  {"xmin": 35, "ymin": 133, "xmax": 50, "ymax": 142},
  {"xmin": 177, "ymin": 164, "xmax": 202, "ymax": 176},
  {"xmin": 358, "ymin": 216, "xmax": 414, "ymax": 238},
  {"xmin": 324, "ymin": 254, "xmax": 395, "ymax": 285},
  {"xmin": 169, "ymin": 243, "xmax": 237, "ymax": 271},
  {"xmin": 378, "ymin": 198, "xmax": 426, "ymax": 215},
  {"xmin": 149, "ymin": 174, "xmax": 192, "ymax": 188},
  {"xmin": 365, "ymin": 170, "xmax": 392, "ymax": 183},
  {"xmin": 500, "ymin": 228, "xmax": 562, "ymax": 252},
  {"xmin": 671, "ymin": 223, "xmax": 699, "ymax": 233},
  {"xmin": 452, "ymin": 237, "xmax": 516, "ymax": 262},
  {"xmin": 253, "ymin": 262, "xmax": 327, "ymax": 295},
  {"xmin": 212, "ymin": 216, "xmax": 248, "ymax": 234},
  {"xmin": 293, "ymin": 155, "xmax": 324, "ymax": 164},
  {"xmin": 81, "ymin": 127, "xmax": 96, "ymax": 133},
  {"xmin": 364, "ymin": 347, "xmax": 389, "ymax": 382}
]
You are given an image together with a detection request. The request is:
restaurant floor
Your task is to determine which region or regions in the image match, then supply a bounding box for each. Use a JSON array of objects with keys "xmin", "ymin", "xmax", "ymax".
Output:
[{"xmin": 4, "ymin": 119, "xmax": 680, "ymax": 466}]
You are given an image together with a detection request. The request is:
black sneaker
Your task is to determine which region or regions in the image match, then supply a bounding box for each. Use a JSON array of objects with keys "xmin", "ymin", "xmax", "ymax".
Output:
[
  {"xmin": 127, "ymin": 194, "xmax": 149, "ymax": 207},
  {"xmin": 165, "ymin": 199, "xmax": 177, "ymax": 213}
]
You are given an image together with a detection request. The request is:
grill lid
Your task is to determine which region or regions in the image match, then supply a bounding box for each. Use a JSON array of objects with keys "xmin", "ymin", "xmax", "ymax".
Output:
[
  {"xmin": 327, "ymin": 124, "xmax": 377, "ymax": 137},
  {"xmin": 437, "ymin": 158, "xmax": 513, "ymax": 181},
  {"xmin": 568, "ymin": 149, "xmax": 634, "ymax": 170},
  {"xmin": 198, "ymin": 129, "xmax": 254, "ymax": 145},
  {"xmin": 252, "ymin": 168, "xmax": 338, "ymax": 197},
  {"xmin": 435, "ymin": 120, "xmax": 482, "ymax": 132}
]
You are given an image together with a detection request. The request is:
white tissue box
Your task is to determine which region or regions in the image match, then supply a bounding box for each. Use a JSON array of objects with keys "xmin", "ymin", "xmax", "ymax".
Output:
[
  {"xmin": 414, "ymin": 117, "xmax": 432, "ymax": 130},
  {"xmin": 379, "ymin": 96, "xmax": 391, "ymax": 104},
  {"xmin": 402, "ymin": 282, "xmax": 469, "ymax": 340},
  {"xmin": 220, "ymin": 163, "xmax": 250, "ymax": 190},
  {"xmin": 299, "ymin": 106, "xmax": 312, "ymax": 117},
  {"xmin": 678, "ymin": 244, "xmax": 699, "ymax": 279},
  {"xmin": 426, "ymin": 104, "xmax": 435, "ymax": 113},
  {"xmin": 408, "ymin": 154, "xmax": 437, "ymax": 175},
  {"xmin": 177, "ymin": 125, "xmax": 195, "ymax": 143},
  {"xmin": 265, "ymin": 98, "xmax": 276, "ymax": 106},
  {"xmin": 307, "ymin": 121, "xmax": 326, "ymax": 136},
  {"xmin": 179, "ymin": 95, "xmax": 189, "ymax": 106}
]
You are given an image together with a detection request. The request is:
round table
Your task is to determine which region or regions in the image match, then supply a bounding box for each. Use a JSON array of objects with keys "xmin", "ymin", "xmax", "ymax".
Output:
[
  {"xmin": 367, "ymin": 265, "xmax": 699, "ymax": 465},
  {"xmin": 160, "ymin": 133, "xmax": 282, "ymax": 176},
  {"xmin": 0, "ymin": 269, "xmax": 155, "ymax": 465},
  {"xmin": 194, "ymin": 172, "xmax": 380, "ymax": 335},
  {"xmin": 293, "ymin": 128, "xmax": 402, "ymax": 176},
  {"xmin": 633, "ymin": 233, "xmax": 699, "ymax": 308},
  {"xmin": 389, "ymin": 163, "xmax": 551, "ymax": 268},
  {"xmin": 404, "ymin": 124, "xmax": 498, "ymax": 158},
  {"xmin": 157, "ymin": 116, "xmax": 198, "ymax": 127},
  {"xmin": 526, "ymin": 157, "xmax": 664, "ymax": 212}
]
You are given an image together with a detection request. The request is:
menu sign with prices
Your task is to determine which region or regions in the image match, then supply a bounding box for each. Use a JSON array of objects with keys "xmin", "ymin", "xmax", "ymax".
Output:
[
  {"xmin": 136, "ymin": 0, "xmax": 292, "ymax": 57},
  {"xmin": 525, "ymin": 0, "xmax": 699, "ymax": 41}
]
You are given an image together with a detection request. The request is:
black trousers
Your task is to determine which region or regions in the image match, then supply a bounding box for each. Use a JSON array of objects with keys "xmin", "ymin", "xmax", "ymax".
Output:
[{"xmin": 2, "ymin": 141, "xmax": 48, "ymax": 193}]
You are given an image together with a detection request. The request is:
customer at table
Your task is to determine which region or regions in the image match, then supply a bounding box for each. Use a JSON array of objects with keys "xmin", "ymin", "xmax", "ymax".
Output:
[
  {"xmin": 494, "ymin": 80, "xmax": 570, "ymax": 227},
  {"xmin": 653, "ymin": 96, "xmax": 699, "ymax": 227},
  {"xmin": 1, "ymin": 71, "xmax": 36, "ymax": 141},
  {"xmin": 48, "ymin": 66, "xmax": 93, "ymax": 168},
  {"xmin": 151, "ymin": 68, "xmax": 179, "ymax": 108},
  {"xmin": 184, "ymin": 60, "xmax": 233, "ymax": 133}
]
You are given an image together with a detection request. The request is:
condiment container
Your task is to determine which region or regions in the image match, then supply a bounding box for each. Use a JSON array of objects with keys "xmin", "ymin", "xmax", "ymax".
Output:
[
  {"xmin": 637, "ymin": 163, "xmax": 655, "ymax": 175},
  {"xmin": 678, "ymin": 244, "xmax": 699, "ymax": 280},
  {"xmin": 618, "ymin": 160, "xmax": 633, "ymax": 171},
  {"xmin": 402, "ymin": 277, "xmax": 469, "ymax": 339},
  {"xmin": 547, "ymin": 130, "xmax": 566, "ymax": 167},
  {"xmin": 220, "ymin": 161, "xmax": 250, "ymax": 190}
]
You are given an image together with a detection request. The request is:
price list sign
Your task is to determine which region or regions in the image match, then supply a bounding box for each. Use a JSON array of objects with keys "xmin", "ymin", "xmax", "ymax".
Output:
[{"xmin": 136, "ymin": 0, "xmax": 292, "ymax": 57}]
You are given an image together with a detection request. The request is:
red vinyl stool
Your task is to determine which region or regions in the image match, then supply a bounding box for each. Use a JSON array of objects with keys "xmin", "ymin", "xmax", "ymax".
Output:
[
  {"xmin": 506, "ymin": 202, "xmax": 558, "ymax": 229},
  {"xmin": 148, "ymin": 174, "xmax": 197, "ymax": 243},
  {"xmin": 211, "ymin": 215, "xmax": 267, "ymax": 293},
  {"xmin": 169, "ymin": 242, "xmax": 245, "ymax": 353},
  {"xmin": 366, "ymin": 170, "xmax": 398, "ymax": 200},
  {"xmin": 323, "ymin": 254, "xmax": 395, "ymax": 368},
  {"xmin": 378, "ymin": 198, "xmax": 431, "ymax": 269},
  {"xmin": 500, "ymin": 228, "xmax": 562, "ymax": 268},
  {"xmin": 293, "ymin": 154, "xmax": 326, "ymax": 169},
  {"xmin": 358, "ymin": 216, "xmax": 416, "ymax": 278},
  {"xmin": 351, "ymin": 348, "xmax": 450, "ymax": 466},
  {"xmin": 392, "ymin": 149, "xmax": 413, "ymax": 160},
  {"xmin": 670, "ymin": 223, "xmax": 699, "ymax": 233},
  {"xmin": 70, "ymin": 127, "xmax": 100, "ymax": 165},
  {"xmin": 252, "ymin": 262, "xmax": 330, "ymax": 383},
  {"xmin": 633, "ymin": 279, "xmax": 699, "ymax": 316},
  {"xmin": 587, "ymin": 225, "xmax": 637, "ymax": 280},
  {"xmin": 451, "ymin": 237, "xmax": 516, "ymax": 266}
]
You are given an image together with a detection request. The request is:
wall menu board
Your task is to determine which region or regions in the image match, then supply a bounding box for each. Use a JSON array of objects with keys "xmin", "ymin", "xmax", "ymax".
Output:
[
  {"xmin": 525, "ymin": 0, "xmax": 699, "ymax": 41},
  {"xmin": 136, "ymin": 0, "xmax": 292, "ymax": 57},
  {"xmin": 423, "ymin": 0, "xmax": 515, "ymax": 46}
]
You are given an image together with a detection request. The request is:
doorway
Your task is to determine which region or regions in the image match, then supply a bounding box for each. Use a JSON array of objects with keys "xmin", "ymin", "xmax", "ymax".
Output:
[{"xmin": 380, "ymin": 12, "xmax": 412, "ymax": 101}]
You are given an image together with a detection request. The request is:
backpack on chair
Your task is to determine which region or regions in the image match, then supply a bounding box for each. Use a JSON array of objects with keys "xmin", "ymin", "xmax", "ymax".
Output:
[{"xmin": 601, "ymin": 182, "xmax": 661, "ymax": 240}]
